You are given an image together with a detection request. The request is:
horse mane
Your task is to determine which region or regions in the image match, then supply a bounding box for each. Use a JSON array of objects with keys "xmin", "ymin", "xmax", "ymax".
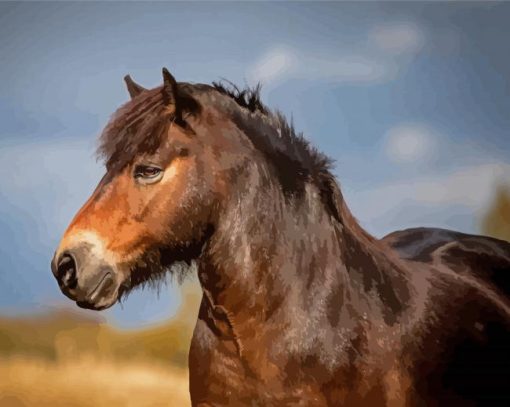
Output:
[
  {"xmin": 212, "ymin": 81, "xmax": 269, "ymax": 115},
  {"xmin": 212, "ymin": 81, "xmax": 355, "ymax": 227}
]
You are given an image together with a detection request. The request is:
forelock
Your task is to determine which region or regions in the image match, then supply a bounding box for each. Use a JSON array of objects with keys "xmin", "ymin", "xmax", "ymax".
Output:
[{"xmin": 97, "ymin": 87, "xmax": 171, "ymax": 171}]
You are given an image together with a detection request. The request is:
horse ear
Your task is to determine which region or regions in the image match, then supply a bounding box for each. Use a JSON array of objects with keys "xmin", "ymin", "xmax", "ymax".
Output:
[
  {"xmin": 124, "ymin": 75, "xmax": 147, "ymax": 99},
  {"xmin": 162, "ymin": 67, "xmax": 183, "ymax": 122}
]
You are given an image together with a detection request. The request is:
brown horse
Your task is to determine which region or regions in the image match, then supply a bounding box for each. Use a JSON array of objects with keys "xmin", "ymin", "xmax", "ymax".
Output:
[{"xmin": 52, "ymin": 68, "xmax": 510, "ymax": 406}]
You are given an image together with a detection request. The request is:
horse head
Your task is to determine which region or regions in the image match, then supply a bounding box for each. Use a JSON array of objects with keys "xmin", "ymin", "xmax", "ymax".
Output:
[{"xmin": 51, "ymin": 68, "xmax": 244, "ymax": 310}]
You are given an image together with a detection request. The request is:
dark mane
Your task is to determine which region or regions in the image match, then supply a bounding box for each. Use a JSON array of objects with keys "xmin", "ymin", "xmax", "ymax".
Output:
[
  {"xmin": 212, "ymin": 81, "xmax": 345, "ymax": 224},
  {"xmin": 212, "ymin": 81, "xmax": 268, "ymax": 115}
]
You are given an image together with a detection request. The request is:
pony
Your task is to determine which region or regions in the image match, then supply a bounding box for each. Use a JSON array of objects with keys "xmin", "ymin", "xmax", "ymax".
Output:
[{"xmin": 52, "ymin": 68, "xmax": 510, "ymax": 406}]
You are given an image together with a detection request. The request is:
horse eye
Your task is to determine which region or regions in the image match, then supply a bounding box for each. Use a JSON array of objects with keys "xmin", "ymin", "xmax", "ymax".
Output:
[{"xmin": 134, "ymin": 165, "xmax": 162, "ymax": 181}]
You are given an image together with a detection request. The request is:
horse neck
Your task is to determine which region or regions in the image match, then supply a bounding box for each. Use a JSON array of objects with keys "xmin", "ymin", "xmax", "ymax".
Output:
[{"xmin": 198, "ymin": 163, "xmax": 410, "ymax": 330}]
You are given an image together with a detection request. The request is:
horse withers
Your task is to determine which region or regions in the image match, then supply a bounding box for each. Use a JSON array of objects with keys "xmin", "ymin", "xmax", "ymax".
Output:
[{"xmin": 52, "ymin": 68, "xmax": 510, "ymax": 406}]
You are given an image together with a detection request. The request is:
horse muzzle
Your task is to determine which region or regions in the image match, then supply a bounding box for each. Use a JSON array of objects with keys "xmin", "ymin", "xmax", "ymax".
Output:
[{"xmin": 51, "ymin": 244, "xmax": 120, "ymax": 310}]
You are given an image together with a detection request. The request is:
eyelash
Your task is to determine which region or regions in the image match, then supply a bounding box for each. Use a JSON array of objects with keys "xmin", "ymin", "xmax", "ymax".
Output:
[
  {"xmin": 134, "ymin": 165, "xmax": 162, "ymax": 179},
  {"xmin": 133, "ymin": 149, "xmax": 188, "ymax": 182}
]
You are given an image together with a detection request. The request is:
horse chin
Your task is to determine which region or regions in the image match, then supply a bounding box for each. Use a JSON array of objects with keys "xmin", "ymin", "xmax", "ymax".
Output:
[{"xmin": 76, "ymin": 295, "xmax": 117, "ymax": 311}]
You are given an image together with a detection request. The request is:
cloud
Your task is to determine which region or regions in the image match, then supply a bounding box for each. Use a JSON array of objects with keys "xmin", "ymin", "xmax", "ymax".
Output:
[
  {"xmin": 384, "ymin": 123, "xmax": 436, "ymax": 164},
  {"xmin": 247, "ymin": 47, "xmax": 397, "ymax": 88},
  {"xmin": 346, "ymin": 162, "xmax": 510, "ymax": 236},
  {"xmin": 248, "ymin": 21, "xmax": 426, "ymax": 89},
  {"xmin": 369, "ymin": 22, "xmax": 425, "ymax": 55},
  {"xmin": 309, "ymin": 54, "xmax": 393, "ymax": 84},
  {"xmin": 247, "ymin": 47, "xmax": 297, "ymax": 86},
  {"xmin": 411, "ymin": 163, "xmax": 510, "ymax": 209}
]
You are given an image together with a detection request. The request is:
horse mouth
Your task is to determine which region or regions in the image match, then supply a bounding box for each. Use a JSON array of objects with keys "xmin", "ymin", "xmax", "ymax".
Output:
[{"xmin": 76, "ymin": 271, "xmax": 117, "ymax": 311}]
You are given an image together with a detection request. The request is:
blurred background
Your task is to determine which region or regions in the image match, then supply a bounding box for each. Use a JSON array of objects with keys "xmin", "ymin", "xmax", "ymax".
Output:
[{"xmin": 1, "ymin": 2, "xmax": 509, "ymax": 406}]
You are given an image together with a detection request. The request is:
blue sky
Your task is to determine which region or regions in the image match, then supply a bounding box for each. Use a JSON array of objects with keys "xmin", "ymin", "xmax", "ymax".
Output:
[{"xmin": 1, "ymin": 2, "xmax": 509, "ymax": 327}]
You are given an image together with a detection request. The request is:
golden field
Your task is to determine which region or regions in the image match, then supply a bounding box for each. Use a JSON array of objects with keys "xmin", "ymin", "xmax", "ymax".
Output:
[
  {"xmin": 0, "ymin": 283, "xmax": 201, "ymax": 407},
  {"xmin": 0, "ymin": 356, "xmax": 190, "ymax": 407}
]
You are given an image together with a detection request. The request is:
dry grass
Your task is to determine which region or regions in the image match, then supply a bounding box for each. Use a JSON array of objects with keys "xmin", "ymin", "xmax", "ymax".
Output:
[
  {"xmin": 0, "ymin": 356, "xmax": 190, "ymax": 407},
  {"xmin": 0, "ymin": 280, "xmax": 202, "ymax": 406}
]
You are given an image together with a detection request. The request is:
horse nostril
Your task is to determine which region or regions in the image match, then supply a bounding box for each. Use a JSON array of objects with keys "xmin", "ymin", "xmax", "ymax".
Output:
[{"xmin": 57, "ymin": 253, "xmax": 78, "ymax": 289}]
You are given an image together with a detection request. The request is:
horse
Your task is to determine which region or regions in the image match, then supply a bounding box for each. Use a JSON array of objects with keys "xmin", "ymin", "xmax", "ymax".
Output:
[{"xmin": 51, "ymin": 68, "xmax": 510, "ymax": 406}]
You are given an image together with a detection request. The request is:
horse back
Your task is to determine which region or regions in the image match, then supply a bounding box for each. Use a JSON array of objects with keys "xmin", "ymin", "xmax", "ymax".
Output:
[
  {"xmin": 383, "ymin": 227, "xmax": 510, "ymax": 405},
  {"xmin": 383, "ymin": 227, "xmax": 510, "ymax": 299}
]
